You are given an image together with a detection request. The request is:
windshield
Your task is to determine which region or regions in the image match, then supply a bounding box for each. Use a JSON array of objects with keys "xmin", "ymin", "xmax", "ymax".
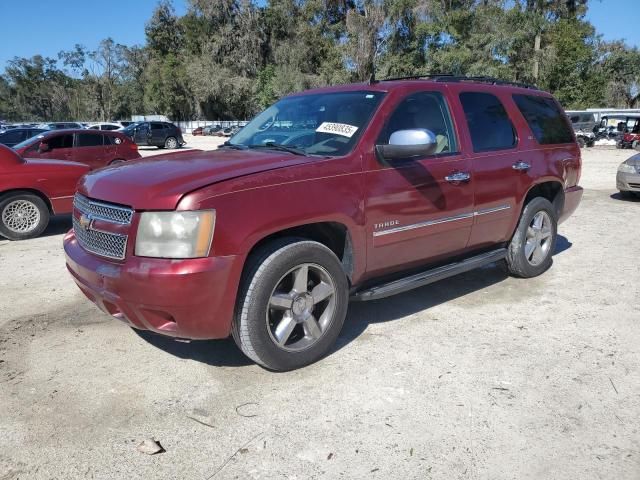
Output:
[
  {"xmin": 12, "ymin": 132, "xmax": 49, "ymax": 150},
  {"xmin": 229, "ymin": 91, "xmax": 385, "ymax": 156}
]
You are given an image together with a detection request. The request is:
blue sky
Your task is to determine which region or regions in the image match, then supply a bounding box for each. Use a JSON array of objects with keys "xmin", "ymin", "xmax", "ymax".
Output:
[{"xmin": 0, "ymin": 0, "xmax": 637, "ymax": 70}]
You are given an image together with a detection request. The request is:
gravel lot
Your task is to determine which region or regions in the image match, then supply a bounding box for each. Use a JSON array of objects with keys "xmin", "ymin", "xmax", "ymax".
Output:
[{"xmin": 0, "ymin": 142, "xmax": 638, "ymax": 479}]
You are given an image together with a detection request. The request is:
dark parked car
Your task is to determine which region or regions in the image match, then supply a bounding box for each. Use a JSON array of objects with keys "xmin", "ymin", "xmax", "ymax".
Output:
[
  {"xmin": 0, "ymin": 128, "xmax": 47, "ymax": 147},
  {"xmin": 204, "ymin": 125, "xmax": 222, "ymax": 135},
  {"xmin": 13, "ymin": 129, "xmax": 141, "ymax": 170},
  {"xmin": 44, "ymin": 122, "xmax": 85, "ymax": 130},
  {"xmin": 122, "ymin": 121, "xmax": 185, "ymax": 149},
  {"xmin": 0, "ymin": 144, "xmax": 89, "ymax": 240},
  {"xmin": 65, "ymin": 75, "xmax": 583, "ymax": 371}
]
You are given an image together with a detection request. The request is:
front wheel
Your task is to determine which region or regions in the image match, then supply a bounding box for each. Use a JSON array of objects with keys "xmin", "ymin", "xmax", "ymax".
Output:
[
  {"xmin": 232, "ymin": 239, "xmax": 349, "ymax": 371},
  {"xmin": 0, "ymin": 193, "xmax": 50, "ymax": 240},
  {"xmin": 506, "ymin": 197, "xmax": 558, "ymax": 278}
]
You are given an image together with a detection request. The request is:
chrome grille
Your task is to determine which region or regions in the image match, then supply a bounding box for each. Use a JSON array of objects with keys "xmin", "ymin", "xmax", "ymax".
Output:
[
  {"xmin": 73, "ymin": 194, "xmax": 133, "ymax": 260},
  {"xmin": 73, "ymin": 217, "xmax": 128, "ymax": 260},
  {"xmin": 73, "ymin": 193, "xmax": 133, "ymax": 224}
]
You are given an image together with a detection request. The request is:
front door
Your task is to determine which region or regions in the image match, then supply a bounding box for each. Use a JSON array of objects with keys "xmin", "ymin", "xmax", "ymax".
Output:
[
  {"xmin": 37, "ymin": 133, "xmax": 74, "ymax": 161},
  {"xmin": 365, "ymin": 89, "xmax": 474, "ymax": 278}
]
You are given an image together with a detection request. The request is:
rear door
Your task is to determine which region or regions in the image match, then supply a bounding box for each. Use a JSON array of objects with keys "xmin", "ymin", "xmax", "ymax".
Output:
[
  {"xmin": 456, "ymin": 90, "xmax": 529, "ymax": 250},
  {"xmin": 72, "ymin": 132, "xmax": 107, "ymax": 169},
  {"xmin": 150, "ymin": 122, "xmax": 166, "ymax": 145}
]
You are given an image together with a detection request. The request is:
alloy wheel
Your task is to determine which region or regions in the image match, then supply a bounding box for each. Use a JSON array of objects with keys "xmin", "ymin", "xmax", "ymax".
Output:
[
  {"xmin": 2, "ymin": 200, "xmax": 41, "ymax": 234},
  {"xmin": 524, "ymin": 211, "xmax": 553, "ymax": 266},
  {"xmin": 266, "ymin": 263, "xmax": 336, "ymax": 352}
]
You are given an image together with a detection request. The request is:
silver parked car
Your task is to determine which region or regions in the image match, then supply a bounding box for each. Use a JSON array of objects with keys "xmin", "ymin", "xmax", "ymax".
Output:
[{"xmin": 617, "ymin": 153, "xmax": 640, "ymax": 198}]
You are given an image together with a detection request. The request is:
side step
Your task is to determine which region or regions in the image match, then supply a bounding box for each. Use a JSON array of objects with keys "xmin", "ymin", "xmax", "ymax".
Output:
[{"xmin": 352, "ymin": 248, "xmax": 507, "ymax": 301}]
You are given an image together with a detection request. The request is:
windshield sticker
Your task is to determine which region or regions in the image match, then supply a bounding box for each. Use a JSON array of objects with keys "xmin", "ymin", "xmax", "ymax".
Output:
[{"xmin": 316, "ymin": 122, "xmax": 358, "ymax": 138}]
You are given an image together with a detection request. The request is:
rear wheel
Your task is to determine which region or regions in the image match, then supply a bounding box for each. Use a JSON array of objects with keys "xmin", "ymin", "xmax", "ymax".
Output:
[
  {"xmin": 506, "ymin": 197, "xmax": 557, "ymax": 278},
  {"xmin": 165, "ymin": 136, "xmax": 178, "ymax": 149},
  {"xmin": 232, "ymin": 238, "xmax": 349, "ymax": 371},
  {"xmin": 0, "ymin": 193, "xmax": 50, "ymax": 240}
]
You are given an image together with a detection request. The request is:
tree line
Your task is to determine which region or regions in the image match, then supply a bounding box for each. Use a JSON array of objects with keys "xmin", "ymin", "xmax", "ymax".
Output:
[{"xmin": 1, "ymin": 0, "xmax": 639, "ymax": 122}]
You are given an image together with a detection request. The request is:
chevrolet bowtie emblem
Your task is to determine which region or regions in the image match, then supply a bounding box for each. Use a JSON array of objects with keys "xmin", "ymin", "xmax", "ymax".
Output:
[{"xmin": 79, "ymin": 213, "xmax": 92, "ymax": 230}]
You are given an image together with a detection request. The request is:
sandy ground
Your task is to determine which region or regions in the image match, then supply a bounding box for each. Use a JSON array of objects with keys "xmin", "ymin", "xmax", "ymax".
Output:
[{"xmin": 0, "ymin": 143, "xmax": 639, "ymax": 479}]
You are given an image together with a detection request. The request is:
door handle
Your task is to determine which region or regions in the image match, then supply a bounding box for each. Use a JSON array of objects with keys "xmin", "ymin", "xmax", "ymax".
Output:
[
  {"xmin": 512, "ymin": 160, "xmax": 531, "ymax": 171},
  {"xmin": 445, "ymin": 171, "xmax": 471, "ymax": 183}
]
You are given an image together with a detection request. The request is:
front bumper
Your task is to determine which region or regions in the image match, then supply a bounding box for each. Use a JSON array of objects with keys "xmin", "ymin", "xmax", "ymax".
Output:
[
  {"xmin": 558, "ymin": 185, "xmax": 584, "ymax": 224},
  {"xmin": 617, "ymin": 171, "xmax": 640, "ymax": 192},
  {"xmin": 64, "ymin": 230, "xmax": 243, "ymax": 339}
]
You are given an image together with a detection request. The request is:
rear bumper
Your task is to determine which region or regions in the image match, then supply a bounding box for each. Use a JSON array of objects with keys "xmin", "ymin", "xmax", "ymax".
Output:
[
  {"xmin": 559, "ymin": 185, "xmax": 583, "ymax": 224},
  {"xmin": 64, "ymin": 230, "xmax": 243, "ymax": 339},
  {"xmin": 617, "ymin": 171, "xmax": 640, "ymax": 192}
]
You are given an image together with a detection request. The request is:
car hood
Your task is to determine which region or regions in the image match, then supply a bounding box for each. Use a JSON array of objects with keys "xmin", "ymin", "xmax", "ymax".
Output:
[{"xmin": 78, "ymin": 148, "xmax": 316, "ymax": 210}]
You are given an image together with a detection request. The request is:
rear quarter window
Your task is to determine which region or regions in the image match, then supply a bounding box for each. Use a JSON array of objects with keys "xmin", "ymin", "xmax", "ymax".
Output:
[{"xmin": 513, "ymin": 94, "xmax": 574, "ymax": 145}]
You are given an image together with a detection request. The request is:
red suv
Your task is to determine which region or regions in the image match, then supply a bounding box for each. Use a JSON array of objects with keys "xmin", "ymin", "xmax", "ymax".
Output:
[
  {"xmin": 13, "ymin": 129, "xmax": 140, "ymax": 169},
  {"xmin": 64, "ymin": 76, "xmax": 583, "ymax": 370}
]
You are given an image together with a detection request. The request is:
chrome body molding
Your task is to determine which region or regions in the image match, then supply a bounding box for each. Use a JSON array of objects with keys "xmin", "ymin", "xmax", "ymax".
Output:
[{"xmin": 373, "ymin": 204, "xmax": 511, "ymax": 237}]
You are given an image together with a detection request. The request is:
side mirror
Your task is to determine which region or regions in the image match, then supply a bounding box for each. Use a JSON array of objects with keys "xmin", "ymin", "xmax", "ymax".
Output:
[
  {"xmin": 38, "ymin": 142, "xmax": 50, "ymax": 153},
  {"xmin": 376, "ymin": 129, "xmax": 438, "ymax": 161}
]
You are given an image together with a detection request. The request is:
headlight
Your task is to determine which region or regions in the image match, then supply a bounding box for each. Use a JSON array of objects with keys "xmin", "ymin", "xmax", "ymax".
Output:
[
  {"xmin": 135, "ymin": 210, "xmax": 215, "ymax": 258},
  {"xmin": 618, "ymin": 162, "xmax": 637, "ymax": 174}
]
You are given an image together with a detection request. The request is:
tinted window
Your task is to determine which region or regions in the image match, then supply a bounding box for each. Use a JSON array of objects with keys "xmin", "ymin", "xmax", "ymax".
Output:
[
  {"xmin": 460, "ymin": 92, "xmax": 516, "ymax": 152},
  {"xmin": 77, "ymin": 133, "xmax": 103, "ymax": 147},
  {"xmin": 151, "ymin": 123, "xmax": 164, "ymax": 130},
  {"xmin": 47, "ymin": 134, "xmax": 74, "ymax": 149},
  {"xmin": 0, "ymin": 130, "xmax": 25, "ymax": 143},
  {"xmin": 380, "ymin": 91, "xmax": 457, "ymax": 154},
  {"xmin": 513, "ymin": 94, "xmax": 573, "ymax": 144}
]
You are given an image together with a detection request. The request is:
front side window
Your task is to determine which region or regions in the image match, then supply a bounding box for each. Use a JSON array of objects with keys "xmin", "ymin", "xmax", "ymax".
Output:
[
  {"xmin": 77, "ymin": 133, "xmax": 104, "ymax": 147},
  {"xmin": 513, "ymin": 94, "xmax": 573, "ymax": 145},
  {"xmin": 460, "ymin": 92, "xmax": 516, "ymax": 152},
  {"xmin": 47, "ymin": 134, "xmax": 74, "ymax": 149},
  {"xmin": 378, "ymin": 91, "xmax": 457, "ymax": 155},
  {"xmin": 230, "ymin": 91, "xmax": 385, "ymax": 157}
]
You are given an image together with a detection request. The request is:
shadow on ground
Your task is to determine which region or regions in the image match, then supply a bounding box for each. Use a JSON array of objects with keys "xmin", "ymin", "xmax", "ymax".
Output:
[
  {"xmin": 137, "ymin": 239, "xmax": 573, "ymax": 368},
  {"xmin": 610, "ymin": 192, "xmax": 640, "ymax": 202}
]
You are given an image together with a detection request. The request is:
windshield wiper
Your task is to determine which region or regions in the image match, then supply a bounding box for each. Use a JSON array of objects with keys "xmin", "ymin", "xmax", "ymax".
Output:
[
  {"xmin": 220, "ymin": 141, "xmax": 248, "ymax": 150},
  {"xmin": 248, "ymin": 143, "xmax": 308, "ymax": 156}
]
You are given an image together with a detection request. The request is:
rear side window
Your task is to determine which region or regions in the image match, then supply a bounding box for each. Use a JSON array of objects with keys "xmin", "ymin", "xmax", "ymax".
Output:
[
  {"xmin": 513, "ymin": 94, "xmax": 574, "ymax": 145},
  {"xmin": 104, "ymin": 134, "xmax": 124, "ymax": 145},
  {"xmin": 0, "ymin": 130, "xmax": 25, "ymax": 143},
  {"xmin": 460, "ymin": 92, "xmax": 516, "ymax": 152},
  {"xmin": 77, "ymin": 133, "xmax": 104, "ymax": 147},
  {"xmin": 151, "ymin": 123, "xmax": 164, "ymax": 130}
]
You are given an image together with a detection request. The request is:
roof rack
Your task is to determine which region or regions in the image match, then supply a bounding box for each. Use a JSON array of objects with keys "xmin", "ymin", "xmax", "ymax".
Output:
[{"xmin": 377, "ymin": 74, "xmax": 539, "ymax": 90}]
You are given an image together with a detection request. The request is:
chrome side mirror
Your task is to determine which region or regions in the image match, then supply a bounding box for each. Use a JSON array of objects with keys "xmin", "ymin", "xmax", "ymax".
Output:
[{"xmin": 376, "ymin": 129, "xmax": 438, "ymax": 160}]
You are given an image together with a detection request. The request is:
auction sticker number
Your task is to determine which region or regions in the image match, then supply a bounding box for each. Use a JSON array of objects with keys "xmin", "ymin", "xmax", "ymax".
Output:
[{"xmin": 316, "ymin": 122, "xmax": 358, "ymax": 138}]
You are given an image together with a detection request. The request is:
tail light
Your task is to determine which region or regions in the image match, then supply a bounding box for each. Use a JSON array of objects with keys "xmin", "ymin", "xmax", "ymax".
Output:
[
  {"xmin": 129, "ymin": 142, "xmax": 138, "ymax": 151},
  {"xmin": 177, "ymin": 127, "xmax": 182, "ymax": 134}
]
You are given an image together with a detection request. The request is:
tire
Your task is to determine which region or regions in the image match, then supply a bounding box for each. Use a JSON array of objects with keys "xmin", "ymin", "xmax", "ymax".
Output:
[
  {"xmin": 232, "ymin": 238, "xmax": 349, "ymax": 371},
  {"xmin": 164, "ymin": 136, "xmax": 178, "ymax": 149},
  {"xmin": 576, "ymin": 137, "xmax": 586, "ymax": 148},
  {"xmin": 506, "ymin": 197, "xmax": 557, "ymax": 278},
  {"xmin": 0, "ymin": 193, "xmax": 50, "ymax": 240},
  {"xmin": 110, "ymin": 159, "xmax": 125, "ymax": 165}
]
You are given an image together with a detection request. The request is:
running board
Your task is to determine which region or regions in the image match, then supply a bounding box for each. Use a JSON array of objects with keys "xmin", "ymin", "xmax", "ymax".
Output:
[{"xmin": 352, "ymin": 248, "xmax": 507, "ymax": 301}]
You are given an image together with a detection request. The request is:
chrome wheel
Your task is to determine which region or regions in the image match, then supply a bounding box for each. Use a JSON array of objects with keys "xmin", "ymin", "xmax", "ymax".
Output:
[
  {"xmin": 524, "ymin": 211, "xmax": 552, "ymax": 266},
  {"xmin": 165, "ymin": 137, "xmax": 178, "ymax": 148},
  {"xmin": 2, "ymin": 200, "xmax": 41, "ymax": 234},
  {"xmin": 266, "ymin": 263, "xmax": 336, "ymax": 352}
]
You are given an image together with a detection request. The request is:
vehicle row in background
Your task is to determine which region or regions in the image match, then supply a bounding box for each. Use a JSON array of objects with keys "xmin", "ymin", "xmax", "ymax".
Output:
[{"xmin": 191, "ymin": 124, "xmax": 241, "ymax": 137}]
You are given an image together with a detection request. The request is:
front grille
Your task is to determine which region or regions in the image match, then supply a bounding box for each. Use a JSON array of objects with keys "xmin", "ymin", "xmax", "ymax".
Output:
[
  {"xmin": 628, "ymin": 183, "xmax": 640, "ymax": 189},
  {"xmin": 73, "ymin": 193, "xmax": 133, "ymax": 224},
  {"xmin": 73, "ymin": 217, "xmax": 128, "ymax": 260},
  {"xmin": 73, "ymin": 194, "xmax": 133, "ymax": 260}
]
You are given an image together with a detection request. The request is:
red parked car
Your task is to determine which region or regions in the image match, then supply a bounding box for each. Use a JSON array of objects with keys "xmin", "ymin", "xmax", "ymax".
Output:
[
  {"xmin": 13, "ymin": 129, "xmax": 140, "ymax": 170},
  {"xmin": 191, "ymin": 127, "xmax": 204, "ymax": 136},
  {"xmin": 0, "ymin": 144, "xmax": 89, "ymax": 240},
  {"xmin": 65, "ymin": 76, "xmax": 583, "ymax": 370}
]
